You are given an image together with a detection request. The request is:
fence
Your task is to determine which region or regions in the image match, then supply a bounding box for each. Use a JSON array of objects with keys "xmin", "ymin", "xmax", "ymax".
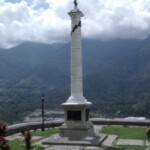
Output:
[{"xmin": 6, "ymin": 118, "xmax": 150, "ymax": 136}]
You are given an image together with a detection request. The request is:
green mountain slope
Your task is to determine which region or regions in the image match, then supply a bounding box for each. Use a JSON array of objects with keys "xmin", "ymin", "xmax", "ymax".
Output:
[
  {"xmin": 7, "ymin": 39, "xmax": 146, "ymax": 88},
  {"xmin": 1, "ymin": 38, "xmax": 150, "ymax": 122},
  {"xmin": 84, "ymin": 41, "xmax": 150, "ymax": 117}
]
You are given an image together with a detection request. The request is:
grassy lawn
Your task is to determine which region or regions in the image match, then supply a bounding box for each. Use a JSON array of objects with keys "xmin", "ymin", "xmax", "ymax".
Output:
[
  {"xmin": 101, "ymin": 126, "xmax": 147, "ymax": 140},
  {"xmin": 113, "ymin": 145, "xmax": 147, "ymax": 150},
  {"xmin": 8, "ymin": 140, "xmax": 44, "ymax": 150},
  {"xmin": 31, "ymin": 128, "xmax": 60, "ymax": 138},
  {"xmin": 7, "ymin": 128, "xmax": 59, "ymax": 150}
]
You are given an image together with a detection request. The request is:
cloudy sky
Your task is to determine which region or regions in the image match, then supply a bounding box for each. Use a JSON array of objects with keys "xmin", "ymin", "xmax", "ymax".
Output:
[{"xmin": 0, "ymin": 0, "xmax": 150, "ymax": 48}]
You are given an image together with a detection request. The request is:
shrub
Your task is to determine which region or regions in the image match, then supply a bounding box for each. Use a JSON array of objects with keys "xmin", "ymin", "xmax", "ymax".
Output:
[
  {"xmin": 0, "ymin": 121, "xmax": 9, "ymax": 150},
  {"xmin": 147, "ymin": 127, "xmax": 150, "ymax": 141},
  {"xmin": 25, "ymin": 131, "xmax": 31, "ymax": 149}
]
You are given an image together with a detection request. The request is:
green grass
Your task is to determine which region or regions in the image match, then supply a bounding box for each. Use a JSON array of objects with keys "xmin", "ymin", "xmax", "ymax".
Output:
[
  {"xmin": 101, "ymin": 126, "xmax": 147, "ymax": 140},
  {"xmin": 7, "ymin": 128, "xmax": 59, "ymax": 150},
  {"xmin": 113, "ymin": 145, "xmax": 147, "ymax": 150},
  {"xmin": 8, "ymin": 140, "xmax": 44, "ymax": 150},
  {"xmin": 8, "ymin": 140, "xmax": 23, "ymax": 150},
  {"xmin": 31, "ymin": 128, "xmax": 60, "ymax": 138}
]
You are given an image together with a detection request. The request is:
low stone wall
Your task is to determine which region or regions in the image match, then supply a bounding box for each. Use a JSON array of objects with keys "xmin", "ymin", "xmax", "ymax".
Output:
[
  {"xmin": 6, "ymin": 120, "xmax": 63, "ymax": 136},
  {"xmin": 90, "ymin": 118, "xmax": 150, "ymax": 126},
  {"xmin": 6, "ymin": 118, "xmax": 150, "ymax": 136}
]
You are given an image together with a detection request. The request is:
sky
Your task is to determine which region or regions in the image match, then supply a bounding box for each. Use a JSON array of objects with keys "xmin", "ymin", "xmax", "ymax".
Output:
[{"xmin": 1, "ymin": 0, "xmax": 150, "ymax": 48}]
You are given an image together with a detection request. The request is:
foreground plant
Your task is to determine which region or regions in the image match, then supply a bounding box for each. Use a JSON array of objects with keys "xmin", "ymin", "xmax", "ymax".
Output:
[
  {"xmin": 0, "ymin": 121, "xmax": 9, "ymax": 150},
  {"xmin": 147, "ymin": 127, "xmax": 150, "ymax": 142},
  {"xmin": 25, "ymin": 131, "xmax": 31, "ymax": 149}
]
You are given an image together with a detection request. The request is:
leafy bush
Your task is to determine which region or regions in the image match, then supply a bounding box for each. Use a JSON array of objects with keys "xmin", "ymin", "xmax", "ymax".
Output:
[
  {"xmin": 24, "ymin": 131, "xmax": 31, "ymax": 149},
  {"xmin": 0, "ymin": 121, "xmax": 9, "ymax": 150}
]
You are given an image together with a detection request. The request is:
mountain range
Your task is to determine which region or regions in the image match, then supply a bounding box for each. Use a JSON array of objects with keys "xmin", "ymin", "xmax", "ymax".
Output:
[{"xmin": 1, "ymin": 38, "xmax": 150, "ymax": 122}]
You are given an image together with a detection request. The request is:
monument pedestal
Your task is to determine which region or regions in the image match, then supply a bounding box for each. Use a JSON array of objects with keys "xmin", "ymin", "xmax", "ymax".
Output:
[
  {"xmin": 42, "ymin": 102, "xmax": 107, "ymax": 146},
  {"xmin": 60, "ymin": 103, "xmax": 94, "ymax": 140}
]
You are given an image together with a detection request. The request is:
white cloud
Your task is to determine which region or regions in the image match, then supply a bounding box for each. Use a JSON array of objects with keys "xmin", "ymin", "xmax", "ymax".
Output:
[
  {"xmin": 1, "ymin": 0, "xmax": 150, "ymax": 48},
  {"xmin": 82, "ymin": 0, "xmax": 150, "ymax": 40}
]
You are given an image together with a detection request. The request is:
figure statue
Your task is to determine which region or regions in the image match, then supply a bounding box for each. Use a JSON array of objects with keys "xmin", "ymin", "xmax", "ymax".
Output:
[{"xmin": 74, "ymin": 0, "xmax": 78, "ymax": 8}]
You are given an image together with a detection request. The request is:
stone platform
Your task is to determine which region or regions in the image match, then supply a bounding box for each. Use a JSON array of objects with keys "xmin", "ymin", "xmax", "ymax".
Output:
[{"xmin": 42, "ymin": 133, "xmax": 107, "ymax": 146}]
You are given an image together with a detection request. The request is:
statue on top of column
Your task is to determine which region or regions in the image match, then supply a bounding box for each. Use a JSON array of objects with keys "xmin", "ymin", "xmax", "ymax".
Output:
[{"xmin": 74, "ymin": 0, "xmax": 78, "ymax": 9}]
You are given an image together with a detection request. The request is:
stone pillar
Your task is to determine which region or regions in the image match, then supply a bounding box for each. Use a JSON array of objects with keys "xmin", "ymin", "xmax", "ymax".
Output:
[
  {"xmin": 70, "ymin": 9, "xmax": 83, "ymax": 100},
  {"xmin": 60, "ymin": 7, "xmax": 93, "ymax": 140},
  {"xmin": 66, "ymin": 6, "xmax": 89, "ymax": 104}
]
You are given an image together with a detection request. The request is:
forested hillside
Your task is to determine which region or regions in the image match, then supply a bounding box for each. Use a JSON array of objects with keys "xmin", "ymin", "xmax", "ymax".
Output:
[{"xmin": 1, "ymin": 38, "xmax": 150, "ymax": 122}]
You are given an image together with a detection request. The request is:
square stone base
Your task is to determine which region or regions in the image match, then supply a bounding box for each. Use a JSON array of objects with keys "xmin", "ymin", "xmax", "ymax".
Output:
[
  {"xmin": 42, "ymin": 133, "xmax": 107, "ymax": 146},
  {"xmin": 60, "ymin": 121, "xmax": 94, "ymax": 140}
]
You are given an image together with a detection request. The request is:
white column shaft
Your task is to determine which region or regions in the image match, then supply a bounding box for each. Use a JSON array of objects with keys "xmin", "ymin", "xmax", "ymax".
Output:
[{"xmin": 71, "ymin": 16, "xmax": 83, "ymax": 98}]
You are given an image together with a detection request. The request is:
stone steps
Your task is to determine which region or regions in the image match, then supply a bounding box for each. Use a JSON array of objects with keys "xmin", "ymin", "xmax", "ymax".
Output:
[
  {"xmin": 33, "ymin": 137, "xmax": 51, "ymax": 148},
  {"xmin": 146, "ymin": 141, "xmax": 150, "ymax": 147},
  {"xmin": 101, "ymin": 135, "xmax": 118, "ymax": 148},
  {"xmin": 94, "ymin": 125, "xmax": 104, "ymax": 134},
  {"xmin": 116, "ymin": 139, "xmax": 145, "ymax": 146},
  {"xmin": 85, "ymin": 146, "xmax": 104, "ymax": 150},
  {"xmin": 45, "ymin": 146, "xmax": 105, "ymax": 150},
  {"xmin": 45, "ymin": 145, "xmax": 82, "ymax": 150}
]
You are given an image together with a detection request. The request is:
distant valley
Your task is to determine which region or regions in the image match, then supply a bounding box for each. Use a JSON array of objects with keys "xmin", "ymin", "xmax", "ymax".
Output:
[{"xmin": 1, "ymin": 38, "xmax": 150, "ymax": 122}]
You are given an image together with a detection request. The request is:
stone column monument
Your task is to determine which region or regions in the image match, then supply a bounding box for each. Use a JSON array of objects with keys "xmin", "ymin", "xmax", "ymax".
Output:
[
  {"xmin": 43, "ymin": 0, "xmax": 107, "ymax": 146},
  {"xmin": 59, "ymin": 1, "xmax": 94, "ymax": 139}
]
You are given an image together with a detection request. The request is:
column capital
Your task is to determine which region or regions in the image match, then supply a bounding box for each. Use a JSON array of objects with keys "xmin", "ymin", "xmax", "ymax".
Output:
[{"xmin": 68, "ymin": 9, "xmax": 84, "ymax": 18}]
